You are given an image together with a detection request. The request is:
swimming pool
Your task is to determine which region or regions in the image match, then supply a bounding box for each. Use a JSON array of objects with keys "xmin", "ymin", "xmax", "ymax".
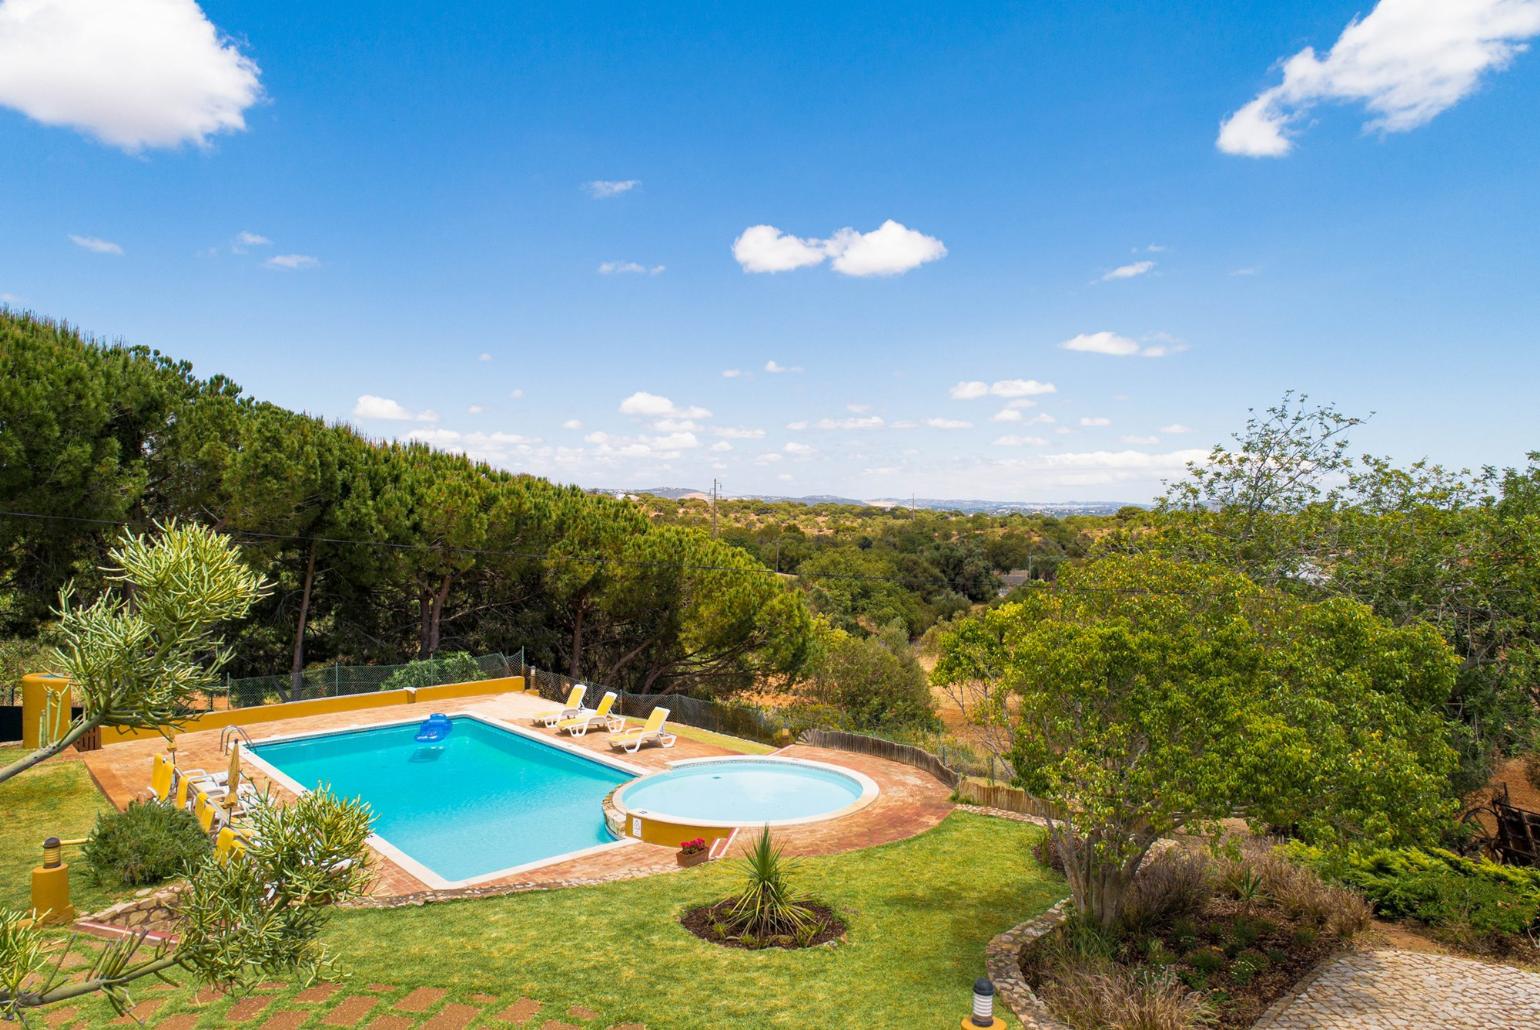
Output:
[
  {"xmin": 248, "ymin": 716, "xmax": 634, "ymax": 886},
  {"xmin": 611, "ymin": 756, "xmax": 879, "ymax": 837}
]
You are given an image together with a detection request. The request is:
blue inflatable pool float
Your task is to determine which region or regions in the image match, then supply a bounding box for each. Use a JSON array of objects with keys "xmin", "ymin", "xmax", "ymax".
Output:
[{"xmin": 414, "ymin": 714, "xmax": 453, "ymax": 743}]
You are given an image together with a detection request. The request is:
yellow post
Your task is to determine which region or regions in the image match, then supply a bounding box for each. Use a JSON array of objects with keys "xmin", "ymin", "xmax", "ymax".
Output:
[
  {"xmin": 30, "ymin": 837, "xmax": 75, "ymax": 926},
  {"xmin": 20, "ymin": 673, "xmax": 73, "ymax": 750}
]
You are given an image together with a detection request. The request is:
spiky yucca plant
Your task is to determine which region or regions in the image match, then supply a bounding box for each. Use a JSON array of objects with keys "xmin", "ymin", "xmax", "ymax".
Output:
[{"xmin": 725, "ymin": 826, "xmax": 816, "ymax": 939}]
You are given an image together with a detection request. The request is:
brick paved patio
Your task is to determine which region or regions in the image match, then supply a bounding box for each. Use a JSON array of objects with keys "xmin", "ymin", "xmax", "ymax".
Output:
[
  {"xmin": 78, "ymin": 690, "xmax": 952, "ymax": 901},
  {"xmin": 1253, "ymin": 947, "xmax": 1540, "ymax": 1029}
]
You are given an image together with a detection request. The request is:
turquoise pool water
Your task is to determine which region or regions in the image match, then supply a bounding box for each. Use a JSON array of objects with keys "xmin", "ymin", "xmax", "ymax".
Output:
[
  {"xmin": 615, "ymin": 758, "xmax": 866, "ymax": 824},
  {"xmin": 252, "ymin": 717, "xmax": 630, "ymax": 883}
]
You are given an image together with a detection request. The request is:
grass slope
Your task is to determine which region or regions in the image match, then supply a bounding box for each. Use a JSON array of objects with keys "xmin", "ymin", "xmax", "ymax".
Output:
[
  {"xmin": 61, "ymin": 813, "xmax": 1059, "ymax": 1028},
  {"xmin": 0, "ymin": 745, "xmax": 124, "ymax": 915}
]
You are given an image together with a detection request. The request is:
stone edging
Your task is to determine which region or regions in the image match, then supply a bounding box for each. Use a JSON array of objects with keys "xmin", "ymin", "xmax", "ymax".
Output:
[
  {"xmin": 985, "ymin": 899, "xmax": 1074, "ymax": 1029},
  {"xmin": 75, "ymin": 885, "xmax": 185, "ymax": 943}
]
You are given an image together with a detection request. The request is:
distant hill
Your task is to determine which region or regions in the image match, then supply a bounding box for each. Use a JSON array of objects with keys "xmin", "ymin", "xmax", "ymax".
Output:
[{"xmin": 596, "ymin": 486, "xmax": 1143, "ymax": 516}]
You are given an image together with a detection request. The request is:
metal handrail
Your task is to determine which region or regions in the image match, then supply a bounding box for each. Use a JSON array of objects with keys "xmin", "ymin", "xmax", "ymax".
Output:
[{"xmin": 219, "ymin": 724, "xmax": 256, "ymax": 754}]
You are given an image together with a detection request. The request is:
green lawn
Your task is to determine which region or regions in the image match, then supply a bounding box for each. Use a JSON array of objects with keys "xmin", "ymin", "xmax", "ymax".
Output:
[
  {"xmin": 3, "ymin": 742, "xmax": 1063, "ymax": 1028},
  {"xmin": 0, "ymin": 744, "xmax": 128, "ymax": 915}
]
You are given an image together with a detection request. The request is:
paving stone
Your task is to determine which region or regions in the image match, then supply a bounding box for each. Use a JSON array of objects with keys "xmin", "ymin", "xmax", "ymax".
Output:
[
  {"xmin": 42, "ymin": 1005, "xmax": 78, "ymax": 1027},
  {"xmin": 156, "ymin": 1017, "xmax": 200, "ymax": 1029},
  {"xmin": 538, "ymin": 1023, "xmax": 581, "ymax": 1030},
  {"xmin": 364, "ymin": 1018, "xmax": 414, "ymax": 1030},
  {"xmin": 195, "ymin": 986, "xmax": 226, "ymax": 1004},
  {"xmin": 568, "ymin": 1005, "xmax": 598, "ymax": 1021},
  {"xmin": 395, "ymin": 986, "xmax": 448, "ymax": 1012},
  {"xmin": 110, "ymin": 998, "xmax": 162, "ymax": 1024},
  {"xmin": 298, "ymin": 983, "xmax": 341, "ymax": 1003},
  {"xmin": 323, "ymin": 995, "xmax": 380, "ymax": 1026},
  {"xmin": 423, "ymin": 1003, "xmax": 481, "ymax": 1028},
  {"xmin": 469, "ymin": 992, "xmax": 498, "ymax": 1003},
  {"xmin": 260, "ymin": 1012, "xmax": 311, "ymax": 1030},
  {"xmin": 494, "ymin": 998, "xmax": 542, "ymax": 1025},
  {"xmin": 229, "ymin": 994, "xmax": 273, "ymax": 1022}
]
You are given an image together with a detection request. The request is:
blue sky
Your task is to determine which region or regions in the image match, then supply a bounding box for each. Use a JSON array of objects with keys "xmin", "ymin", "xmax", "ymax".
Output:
[{"xmin": 2, "ymin": 0, "xmax": 1538, "ymax": 501}]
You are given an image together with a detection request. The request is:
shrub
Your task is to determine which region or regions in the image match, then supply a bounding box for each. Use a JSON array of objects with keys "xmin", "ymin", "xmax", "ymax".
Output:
[
  {"xmin": 1123, "ymin": 850, "xmax": 1213, "ymax": 932},
  {"xmin": 377, "ymin": 652, "xmax": 486, "ymax": 693},
  {"xmin": 1525, "ymin": 753, "xmax": 1540, "ymax": 792},
  {"xmin": 1038, "ymin": 962, "xmax": 1215, "ymax": 1030},
  {"xmin": 803, "ymin": 627, "xmax": 939, "ymax": 733},
  {"xmin": 1223, "ymin": 847, "xmax": 1370, "ymax": 938},
  {"xmin": 1292, "ymin": 844, "xmax": 1540, "ymax": 936},
  {"xmin": 82, "ymin": 800, "xmax": 211, "ymax": 886},
  {"xmin": 723, "ymin": 827, "xmax": 818, "ymax": 940}
]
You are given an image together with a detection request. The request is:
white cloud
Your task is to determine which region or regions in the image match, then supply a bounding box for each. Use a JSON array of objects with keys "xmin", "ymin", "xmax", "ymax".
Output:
[
  {"xmin": 712, "ymin": 426, "xmax": 765, "ymax": 439},
  {"xmin": 949, "ymin": 378, "xmax": 1056, "ymax": 400},
  {"xmin": 584, "ymin": 179, "xmax": 639, "ymax": 198},
  {"xmin": 777, "ymin": 473, "xmax": 794, "ymax": 481},
  {"xmin": 755, "ymin": 452, "xmax": 784, "ymax": 465},
  {"xmin": 824, "ymin": 220, "xmax": 947, "ymax": 277},
  {"xmin": 732, "ymin": 225, "xmax": 829, "ymax": 273},
  {"xmin": 924, "ymin": 417, "xmax": 972, "ymax": 430},
  {"xmin": 1160, "ymin": 423, "xmax": 1194, "ymax": 434},
  {"xmin": 353, "ymin": 394, "xmax": 438, "ymax": 423},
  {"xmin": 0, "ymin": 0, "xmax": 263, "ymax": 152},
  {"xmin": 584, "ymin": 428, "xmax": 699, "ymax": 460},
  {"xmin": 1218, "ymin": 0, "xmax": 1540, "ymax": 157},
  {"xmin": 478, "ymin": 352, "xmax": 493, "ymax": 362},
  {"xmin": 1099, "ymin": 259, "xmax": 1155, "ymax": 282},
  {"xmin": 234, "ymin": 230, "xmax": 269, "ymax": 249},
  {"xmin": 266, "ymin": 253, "xmax": 318, "ymax": 270},
  {"xmin": 466, "ymin": 404, "xmax": 484, "ymax": 415},
  {"xmin": 764, "ymin": 359, "xmax": 802, "ymax": 374},
  {"xmin": 784, "ymin": 421, "xmax": 809, "ymax": 431},
  {"xmin": 0, "ymin": 291, "xmax": 20, "ymax": 304},
  {"xmin": 509, "ymin": 388, "xmax": 524, "ymax": 400},
  {"xmin": 847, "ymin": 403, "xmax": 872, "ymax": 413},
  {"xmin": 721, "ymin": 368, "xmax": 743, "ymax": 378},
  {"xmin": 1080, "ymin": 417, "xmax": 1112, "ymax": 427},
  {"xmin": 1061, "ymin": 331, "xmax": 1140, "ymax": 356},
  {"xmin": 815, "ymin": 416, "xmax": 884, "ymax": 430},
  {"xmin": 991, "ymin": 409, "xmax": 1023, "ymax": 423},
  {"xmin": 597, "ymin": 260, "xmax": 664, "ymax": 275},
  {"xmin": 784, "ymin": 441, "xmax": 816, "ymax": 455},
  {"xmin": 1231, "ymin": 266, "xmax": 1260, "ymax": 277},
  {"xmin": 993, "ymin": 435, "xmax": 1047, "ymax": 446},
  {"xmin": 863, "ymin": 466, "xmax": 899, "ymax": 476},
  {"xmin": 732, "ymin": 219, "xmax": 946, "ymax": 277},
  {"xmin": 1121, "ymin": 434, "xmax": 1160, "ymax": 445},
  {"xmin": 710, "ymin": 441, "xmax": 732, "ymax": 452},
  {"xmin": 652, "ymin": 418, "xmax": 699, "ymax": 433},
  {"xmin": 68, "ymin": 233, "xmax": 122, "ymax": 254},
  {"xmin": 618, "ymin": 391, "xmax": 711, "ymax": 420},
  {"xmin": 562, "ymin": 419, "xmax": 583, "ymax": 430}
]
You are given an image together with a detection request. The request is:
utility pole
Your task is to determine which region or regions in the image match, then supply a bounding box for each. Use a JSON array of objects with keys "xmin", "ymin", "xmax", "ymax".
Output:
[{"xmin": 711, "ymin": 478, "xmax": 720, "ymax": 538}]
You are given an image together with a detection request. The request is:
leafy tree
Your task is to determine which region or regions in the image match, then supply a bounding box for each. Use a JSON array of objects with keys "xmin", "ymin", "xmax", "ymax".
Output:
[
  {"xmin": 804, "ymin": 624, "xmax": 938, "ymax": 732},
  {"xmin": 0, "ymin": 522, "xmax": 265, "ymax": 782},
  {"xmin": 933, "ymin": 554, "xmax": 1458, "ymax": 930}
]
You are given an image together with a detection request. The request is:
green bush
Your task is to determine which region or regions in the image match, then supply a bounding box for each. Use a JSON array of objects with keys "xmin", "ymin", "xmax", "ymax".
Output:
[
  {"xmin": 82, "ymin": 800, "xmax": 211, "ymax": 886},
  {"xmin": 377, "ymin": 652, "xmax": 486, "ymax": 693},
  {"xmin": 1290, "ymin": 844, "xmax": 1540, "ymax": 935},
  {"xmin": 803, "ymin": 625, "xmax": 939, "ymax": 733}
]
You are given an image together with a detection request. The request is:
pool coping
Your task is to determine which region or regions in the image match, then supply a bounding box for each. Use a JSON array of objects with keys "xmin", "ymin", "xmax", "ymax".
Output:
[
  {"xmin": 240, "ymin": 711, "xmax": 652, "ymax": 891},
  {"xmin": 611, "ymin": 754, "xmax": 881, "ymax": 832}
]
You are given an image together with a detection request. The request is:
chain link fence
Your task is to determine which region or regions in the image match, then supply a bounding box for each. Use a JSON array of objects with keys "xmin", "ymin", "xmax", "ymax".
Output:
[
  {"xmin": 526, "ymin": 665, "xmax": 801, "ymax": 746},
  {"xmin": 199, "ymin": 649, "xmax": 526, "ymax": 710}
]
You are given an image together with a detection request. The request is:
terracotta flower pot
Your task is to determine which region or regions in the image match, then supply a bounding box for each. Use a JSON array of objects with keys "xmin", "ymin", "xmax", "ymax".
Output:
[{"xmin": 676, "ymin": 849, "xmax": 709, "ymax": 868}]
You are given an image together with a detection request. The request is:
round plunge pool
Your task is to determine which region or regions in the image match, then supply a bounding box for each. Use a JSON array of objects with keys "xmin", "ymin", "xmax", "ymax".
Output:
[{"xmin": 610, "ymin": 757, "xmax": 879, "ymax": 842}]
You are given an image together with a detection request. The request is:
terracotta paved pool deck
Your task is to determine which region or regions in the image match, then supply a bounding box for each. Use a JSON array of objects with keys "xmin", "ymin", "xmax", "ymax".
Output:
[{"xmin": 80, "ymin": 691, "xmax": 953, "ymax": 901}]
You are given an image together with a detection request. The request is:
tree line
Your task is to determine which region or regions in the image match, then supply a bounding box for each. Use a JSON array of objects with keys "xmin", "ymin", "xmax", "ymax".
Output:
[{"xmin": 0, "ymin": 311, "xmax": 814, "ymax": 699}]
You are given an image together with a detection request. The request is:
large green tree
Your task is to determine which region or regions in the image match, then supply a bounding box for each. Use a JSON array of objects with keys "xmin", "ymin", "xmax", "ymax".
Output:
[{"xmin": 934, "ymin": 554, "xmax": 1458, "ymax": 930}]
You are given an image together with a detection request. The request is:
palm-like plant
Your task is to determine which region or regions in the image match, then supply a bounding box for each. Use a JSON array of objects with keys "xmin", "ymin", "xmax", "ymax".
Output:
[{"xmin": 725, "ymin": 826, "xmax": 815, "ymax": 939}]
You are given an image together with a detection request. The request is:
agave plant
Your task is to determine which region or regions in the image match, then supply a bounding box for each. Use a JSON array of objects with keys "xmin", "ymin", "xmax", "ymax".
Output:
[{"xmin": 725, "ymin": 826, "xmax": 815, "ymax": 939}]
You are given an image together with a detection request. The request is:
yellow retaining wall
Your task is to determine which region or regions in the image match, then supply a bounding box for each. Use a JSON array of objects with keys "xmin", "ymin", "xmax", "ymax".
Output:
[
  {"xmin": 414, "ymin": 676, "xmax": 524, "ymax": 703},
  {"xmin": 20, "ymin": 673, "xmax": 73, "ymax": 749},
  {"xmin": 622, "ymin": 812, "xmax": 735, "ymax": 848},
  {"xmin": 94, "ymin": 674, "xmax": 525, "ymax": 744}
]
